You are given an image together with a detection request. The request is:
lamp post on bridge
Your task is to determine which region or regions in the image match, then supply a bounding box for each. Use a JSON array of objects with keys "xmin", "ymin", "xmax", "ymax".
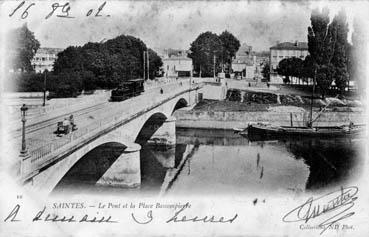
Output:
[
  {"xmin": 213, "ymin": 54, "xmax": 216, "ymax": 79},
  {"xmin": 212, "ymin": 50, "xmax": 220, "ymax": 82},
  {"xmin": 42, "ymin": 70, "xmax": 47, "ymax": 106},
  {"xmin": 20, "ymin": 104, "xmax": 28, "ymax": 155}
]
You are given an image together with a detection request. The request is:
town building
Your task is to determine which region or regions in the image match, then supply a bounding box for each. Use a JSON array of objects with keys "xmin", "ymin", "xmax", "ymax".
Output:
[
  {"xmin": 269, "ymin": 41, "xmax": 309, "ymax": 83},
  {"xmin": 161, "ymin": 49, "xmax": 193, "ymax": 78},
  {"xmin": 231, "ymin": 43, "xmax": 256, "ymax": 80},
  {"xmin": 254, "ymin": 51, "xmax": 270, "ymax": 81},
  {"xmin": 31, "ymin": 47, "xmax": 63, "ymax": 73}
]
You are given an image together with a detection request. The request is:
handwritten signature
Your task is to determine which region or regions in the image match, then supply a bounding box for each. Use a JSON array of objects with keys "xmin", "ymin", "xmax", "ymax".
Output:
[{"xmin": 282, "ymin": 186, "xmax": 358, "ymax": 234}]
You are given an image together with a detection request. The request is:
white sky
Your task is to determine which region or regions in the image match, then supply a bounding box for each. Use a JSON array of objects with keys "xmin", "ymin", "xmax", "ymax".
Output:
[{"xmin": 1, "ymin": 0, "xmax": 368, "ymax": 51}]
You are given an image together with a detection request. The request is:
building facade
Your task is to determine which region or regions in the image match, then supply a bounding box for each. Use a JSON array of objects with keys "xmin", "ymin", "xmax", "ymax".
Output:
[
  {"xmin": 31, "ymin": 47, "xmax": 63, "ymax": 73},
  {"xmin": 161, "ymin": 49, "xmax": 193, "ymax": 78},
  {"xmin": 269, "ymin": 41, "xmax": 308, "ymax": 83},
  {"xmin": 231, "ymin": 43, "xmax": 256, "ymax": 80}
]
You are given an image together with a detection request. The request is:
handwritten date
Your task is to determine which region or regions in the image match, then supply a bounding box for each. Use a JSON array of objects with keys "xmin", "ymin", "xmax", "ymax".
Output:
[{"xmin": 9, "ymin": 1, "xmax": 109, "ymax": 19}]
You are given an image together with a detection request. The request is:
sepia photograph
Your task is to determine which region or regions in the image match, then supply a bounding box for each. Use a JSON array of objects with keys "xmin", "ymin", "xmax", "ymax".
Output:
[{"xmin": 0, "ymin": 0, "xmax": 368, "ymax": 236}]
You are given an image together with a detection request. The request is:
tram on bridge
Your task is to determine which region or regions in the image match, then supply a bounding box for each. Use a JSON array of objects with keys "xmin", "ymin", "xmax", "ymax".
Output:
[{"xmin": 110, "ymin": 79, "xmax": 145, "ymax": 102}]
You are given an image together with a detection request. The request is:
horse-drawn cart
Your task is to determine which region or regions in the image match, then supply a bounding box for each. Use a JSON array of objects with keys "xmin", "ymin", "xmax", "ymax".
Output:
[{"xmin": 55, "ymin": 120, "xmax": 77, "ymax": 136}]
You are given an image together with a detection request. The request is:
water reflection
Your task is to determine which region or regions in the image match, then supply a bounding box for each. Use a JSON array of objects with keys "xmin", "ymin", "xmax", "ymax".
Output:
[
  {"xmin": 52, "ymin": 128, "xmax": 365, "ymax": 196},
  {"xmin": 168, "ymin": 128, "xmax": 364, "ymax": 195},
  {"xmin": 283, "ymin": 137, "xmax": 363, "ymax": 190}
]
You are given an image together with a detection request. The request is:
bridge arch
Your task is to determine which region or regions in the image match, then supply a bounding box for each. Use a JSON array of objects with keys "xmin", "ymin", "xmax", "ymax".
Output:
[
  {"xmin": 171, "ymin": 97, "xmax": 188, "ymax": 114},
  {"xmin": 31, "ymin": 137, "xmax": 136, "ymax": 194},
  {"xmin": 52, "ymin": 141, "xmax": 128, "ymax": 193},
  {"xmin": 134, "ymin": 112, "xmax": 168, "ymax": 145}
]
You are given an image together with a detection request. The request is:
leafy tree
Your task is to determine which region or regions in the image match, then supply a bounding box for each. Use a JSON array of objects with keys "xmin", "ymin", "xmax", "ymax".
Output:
[
  {"xmin": 189, "ymin": 31, "xmax": 223, "ymax": 77},
  {"xmin": 81, "ymin": 70, "xmax": 98, "ymax": 90},
  {"xmin": 53, "ymin": 46, "xmax": 84, "ymax": 73},
  {"xmin": 148, "ymin": 48, "xmax": 163, "ymax": 79},
  {"xmin": 277, "ymin": 58, "xmax": 292, "ymax": 83},
  {"xmin": 49, "ymin": 70, "xmax": 83, "ymax": 97},
  {"xmin": 301, "ymin": 55, "xmax": 315, "ymax": 81},
  {"xmin": 52, "ymin": 34, "xmax": 163, "ymax": 93},
  {"xmin": 290, "ymin": 57, "xmax": 304, "ymax": 80},
  {"xmin": 331, "ymin": 10, "xmax": 350, "ymax": 95},
  {"xmin": 104, "ymin": 35, "xmax": 147, "ymax": 85},
  {"xmin": 7, "ymin": 24, "xmax": 40, "ymax": 72},
  {"xmin": 277, "ymin": 57, "xmax": 303, "ymax": 84},
  {"xmin": 261, "ymin": 61, "xmax": 270, "ymax": 81},
  {"xmin": 219, "ymin": 30, "xmax": 240, "ymax": 72},
  {"xmin": 316, "ymin": 64, "xmax": 335, "ymax": 96},
  {"xmin": 307, "ymin": 7, "xmax": 337, "ymax": 98}
]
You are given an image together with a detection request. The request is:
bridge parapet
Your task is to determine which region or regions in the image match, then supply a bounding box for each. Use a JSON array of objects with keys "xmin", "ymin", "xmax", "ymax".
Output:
[{"xmin": 21, "ymin": 81, "xmax": 203, "ymax": 182}]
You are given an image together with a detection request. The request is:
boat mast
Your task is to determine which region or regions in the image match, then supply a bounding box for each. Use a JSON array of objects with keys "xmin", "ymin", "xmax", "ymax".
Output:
[{"xmin": 308, "ymin": 67, "xmax": 317, "ymax": 128}]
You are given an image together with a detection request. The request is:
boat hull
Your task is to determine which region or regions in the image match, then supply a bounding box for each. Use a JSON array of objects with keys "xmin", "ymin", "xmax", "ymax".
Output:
[{"xmin": 245, "ymin": 124, "xmax": 365, "ymax": 141}]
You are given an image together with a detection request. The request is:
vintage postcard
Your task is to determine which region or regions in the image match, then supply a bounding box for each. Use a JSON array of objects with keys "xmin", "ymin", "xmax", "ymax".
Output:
[{"xmin": 0, "ymin": 0, "xmax": 368, "ymax": 236}]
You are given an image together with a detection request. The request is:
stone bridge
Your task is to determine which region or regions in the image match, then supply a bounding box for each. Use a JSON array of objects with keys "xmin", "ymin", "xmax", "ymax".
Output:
[{"xmin": 21, "ymin": 81, "xmax": 202, "ymax": 195}]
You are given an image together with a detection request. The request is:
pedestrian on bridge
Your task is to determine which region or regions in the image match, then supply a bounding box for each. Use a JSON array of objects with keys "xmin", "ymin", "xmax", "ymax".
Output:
[
  {"xmin": 63, "ymin": 118, "xmax": 71, "ymax": 134},
  {"xmin": 69, "ymin": 114, "xmax": 76, "ymax": 131}
]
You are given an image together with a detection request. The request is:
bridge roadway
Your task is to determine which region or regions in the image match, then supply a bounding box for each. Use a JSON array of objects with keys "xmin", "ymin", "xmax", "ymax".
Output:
[
  {"xmin": 12, "ymin": 79, "xmax": 202, "ymax": 193},
  {"xmin": 6, "ymin": 79, "xmax": 194, "ymax": 156}
]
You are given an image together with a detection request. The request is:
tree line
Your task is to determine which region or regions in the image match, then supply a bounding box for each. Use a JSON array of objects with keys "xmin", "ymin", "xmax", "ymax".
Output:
[
  {"xmin": 51, "ymin": 36, "xmax": 162, "ymax": 93},
  {"xmin": 5, "ymin": 11, "xmax": 367, "ymax": 99},
  {"xmin": 5, "ymin": 25, "xmax": 162, "ymax": 97},
  {"xmin": 189, "ymin": 30, "xmax": 241, "ymax": 77},
  {"xmin": 276, "ymin": 8, "xmax": 366, "ymax": 98}
]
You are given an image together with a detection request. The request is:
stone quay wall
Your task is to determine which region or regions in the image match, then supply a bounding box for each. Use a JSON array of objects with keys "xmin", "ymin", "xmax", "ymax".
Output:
[{"xmin": 174, "ymin": 110, "xmax": 365, "ymax": 129}]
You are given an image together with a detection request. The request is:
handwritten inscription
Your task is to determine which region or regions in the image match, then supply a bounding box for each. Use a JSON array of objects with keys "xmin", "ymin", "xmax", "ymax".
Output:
[
  {"xmin": 3, "ymin": 204, "xmax": 21, "ymax": 222},
  {"xmin": 3, "ymin": 204, "xmax": 117, "ymax": 223},
  {"xmin": 9, "ymin": 1, "xmax": 109, "ymax": 19},
  {"xmin": 282, "ymin": 186, "xmax": 358, "ymax": 234},
  {"xmin": 166, "ymin": 204, "xmax": 238, "ymax": 223},
  {"xmin": 4, "ymin": 202, "xmax": 238, "ymax": 225}
]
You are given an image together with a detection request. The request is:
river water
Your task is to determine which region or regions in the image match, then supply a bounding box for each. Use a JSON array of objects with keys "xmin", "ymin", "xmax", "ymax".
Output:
[{"xmin": 52, "ymin": 128, "xmax": 365, "ymax": 196}]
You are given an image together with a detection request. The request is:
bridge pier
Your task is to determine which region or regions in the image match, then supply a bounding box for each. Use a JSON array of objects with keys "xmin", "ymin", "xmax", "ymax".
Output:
[
  {"xmin": 146, "ymin": 147, "xmax": 175, "ymax": 168},
  {"xmin": 96, "ymin": 143, "xmax": 141, "ymax": 188},
  {"xmin": 148, "ymin": 116, "xmax": 176, "ymax": 147}
]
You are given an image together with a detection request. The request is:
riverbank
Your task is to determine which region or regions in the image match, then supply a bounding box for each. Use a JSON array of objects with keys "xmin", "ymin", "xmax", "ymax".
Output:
[
  {"xmin": 174, "ymin": 85, "xmax": 365, "ymax": 130},
  {"xmin": 174, "ymin": 109, "xmax": 365, "ymax": 130}
]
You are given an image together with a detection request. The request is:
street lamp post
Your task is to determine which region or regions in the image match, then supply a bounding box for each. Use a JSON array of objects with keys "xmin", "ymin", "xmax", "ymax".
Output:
[
  {"xmin": 43, "ymin": 71, "xmax": 47, "ymax": 106},
  {"xmin": 147, "ymin": 51, "xmax": 150, "ymax": 80},
  {"xmin": 20, "ymin": 104, "xmax": 28, "ymax": 155},
  {"xmin": 213, "ymin": 54, "xmax": 216, "ymax": 79},
  {"xmin": 143, "ymin": 51, "xmax": 146, "ymax": 80}
]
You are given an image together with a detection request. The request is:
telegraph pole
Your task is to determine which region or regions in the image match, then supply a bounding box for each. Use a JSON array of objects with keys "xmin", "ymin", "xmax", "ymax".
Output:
[
  {"xmin": 42, "ymin": 71, "xmax": 47, "ymax": 106},
  {"xmin": 213, "ymin": 54, "xmax": 216, "ymax": 79},
  {"xmin": 147, "ymin": 51, "xmax": 150, "ymax": 80},
  {"xmin": 143, "ymin": 51, "xmax": 146, "ymax": 80}
]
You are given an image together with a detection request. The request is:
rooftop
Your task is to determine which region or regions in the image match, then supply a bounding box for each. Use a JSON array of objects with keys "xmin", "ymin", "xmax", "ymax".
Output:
[
  {"xmin": 232, "ymin": 57, "xmax": 254, "ymax": 66},
  {"xmin": 163, "ymin": 55, "xmax": 192, "ymax": 61},
  {"xmin": 236, "ymin": 43, "xmax": 253, "ymax": 56},
  {"xmin": 270, "ymin": 42, "xmax": 308, "ymax": 50},
  {"xmin": 35, "ymin": 47, "xmax": 64, "ymax": 55}
]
